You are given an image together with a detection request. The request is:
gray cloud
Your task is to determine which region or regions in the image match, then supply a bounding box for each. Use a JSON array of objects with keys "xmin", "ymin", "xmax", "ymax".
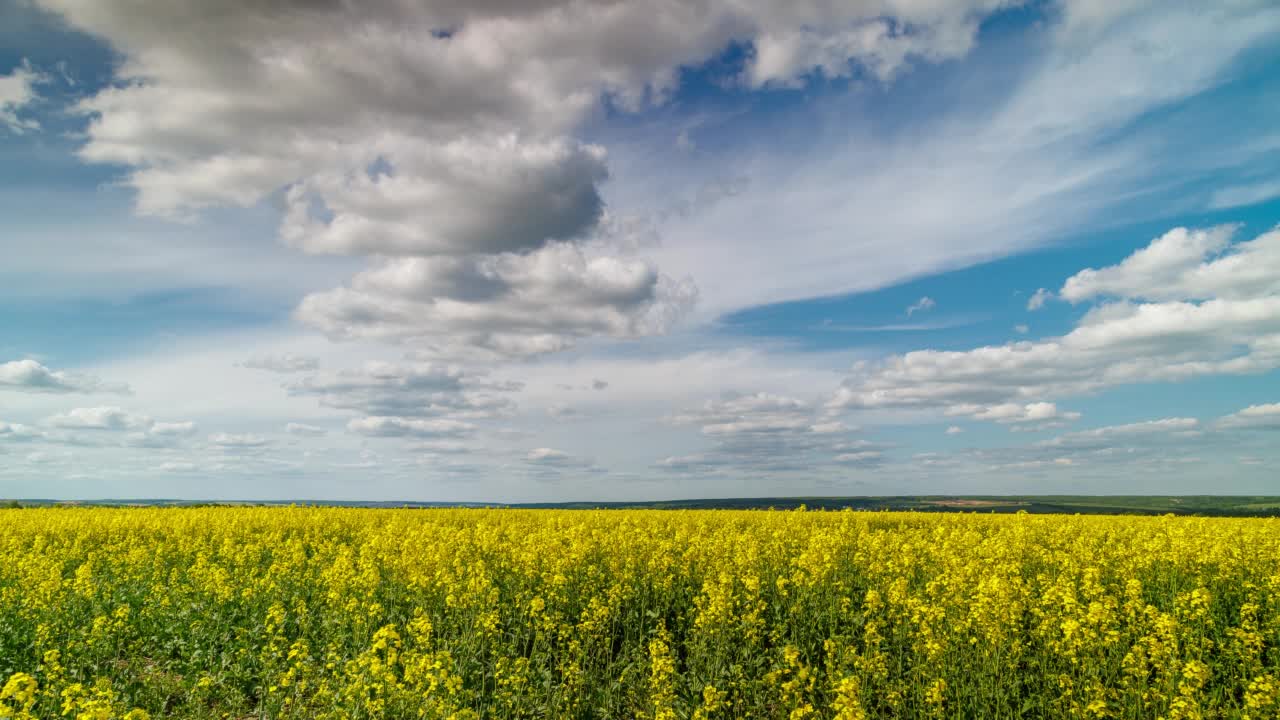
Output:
[
  {"xmin": 286, "ymin": 360, "xmax": 517, "ymax": 419},
  {"xmin": 281, "ymin": 137, "xmax": 608, "ymax": 257},
  {"xmin": 296, "ymin": 243, "xmax": 697, "ymax": 357}
]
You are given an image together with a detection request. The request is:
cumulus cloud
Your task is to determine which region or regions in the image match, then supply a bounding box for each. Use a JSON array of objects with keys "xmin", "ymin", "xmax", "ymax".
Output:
[
  {"xmin": 655, "ymin": 454, "xmax": 724, "ymax": 473},
  {"xmin": 285, "ymin": 422, "xmax": 327, "ymax": 437},
  {"xmin": 831, "ymin": 224, "xmax": 1280, "ymax": 423},
  {"xmin": 0, "ymin": 359, "xmax": 130, "ymax": 394},
  {"xmin": 525, "ymin": 447, "xmax": 572, "ymax": 464},
  {"xmin": 947, "ymin": 401, "xmax": 1081, "ymax": 431},
  {"xmin": 666, "ymin": 391, "xmax": 885, "ymax": 474},
  {"xmin": 1060, "ymin": 225, "xmax": 1280, "ymax": 303},
  {"xmin": 833, "ymin": 450, "xmax": 883, "ymax": 466},
  {"xmin": 281, "ymin": 137, "xmax": 609, "ymax": 257},
  {"xmin": 346, "ymin": 416, "xmax": 475, "ymax": 439},
  {"xmin": 33, "ymin": 0, "xmax": 1031, "ymax": 360},
  {"xmin": 945, "ymin": 425, "xmax": 964, "ymax": 435},
  {"xmin": 242, "ymin": 353, "xmax": 320, "ymax": 373},
  {"xmin": 151, "ymin": 421, "xmax": 198, "ymax": 436},
  {"xmin": 1027, "ymin": 288, "xmax": 1052, "ymax": 311},
  {"xmin": 902, "ymin": 415, "xmax": 1218, "ymax": 481},
  {"xmin": 46, "ymin": 406, "xmax": 152, "ymax": 431},
  {"xmin": 38, "ymin": 0, "xmax": 1016, "ymax": 210},
  {"xmin": 208, "ymin": 432, "xmax": 270, "ymax": 448},
  {"xmin": 905, "ymin": 296, "xmax": 936, "ymax": 316},
  {"xmin": 157, "ymin": 461, "xmax": 198, "ymax": 473},
  {"xmin": 126, "ymin": 420, "xmax": 199, "ymax": 448},
  {"xmin": 0, "ymin": 59, "xmax": 44, "ymax": 133},
  {"xmin": 672, "ymin": 393, "xmax": 810, "ymax": 434},
  {"xmin": 286, "ymin": 360, "xmax": 516, "ymax": 419},
  {"xmin": 1215, "ymin": 403, "xmax": 1280, "ymax": 431},
  {"xmin": 522, "ymin": 447, "xmax": 600, "ymax": 480},
  {"xmin": 408, "ymin": 439, "xmax": 480, "ymax": 455},
  {"xmin": 296, "ymin": 243, "xmax": 697, "ymax": 356},
  {"xmin": 39, "ymin": 409, "xmax": 198, "ymax": 450},
  {"xmin": 3, "ymin": 408, "xmax": 196, "ymax": 451},
  {"xmin": 0, "ymin": 422, "xmax": 43, "ymax": 442}
]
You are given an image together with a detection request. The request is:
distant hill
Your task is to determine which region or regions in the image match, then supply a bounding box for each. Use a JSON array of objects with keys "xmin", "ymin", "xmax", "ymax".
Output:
[{"xmin": 5, "ymin": 496, "xmax": 1280, "ymax": 517}]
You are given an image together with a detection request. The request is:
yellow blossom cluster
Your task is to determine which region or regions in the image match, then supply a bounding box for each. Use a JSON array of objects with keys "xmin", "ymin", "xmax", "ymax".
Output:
[{"xmin": 1, "ymin": 507, "xmax": 1278, "ymax": 718}]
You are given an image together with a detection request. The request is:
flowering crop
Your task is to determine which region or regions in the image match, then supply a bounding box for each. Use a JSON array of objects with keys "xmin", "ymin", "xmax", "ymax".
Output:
[{"xmin": 1, "ymin": 507, "xmax": 1278, "ymax": 718}]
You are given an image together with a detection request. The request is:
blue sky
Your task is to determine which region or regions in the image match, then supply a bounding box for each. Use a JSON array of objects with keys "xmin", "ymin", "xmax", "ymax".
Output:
[{"xmin": 2, "ymin": 0, "xmax": 1279, "ymax": 501}]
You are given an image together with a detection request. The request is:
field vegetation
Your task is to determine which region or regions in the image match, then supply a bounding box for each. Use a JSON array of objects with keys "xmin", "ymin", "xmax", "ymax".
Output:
[{"xmin": 1, "ymin": 507, "xmax": 1278, "ymax": 718}]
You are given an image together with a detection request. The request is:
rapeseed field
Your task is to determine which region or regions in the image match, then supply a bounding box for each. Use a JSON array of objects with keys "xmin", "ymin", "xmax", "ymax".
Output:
[{"xmin": 1, "ymin": 507, "xmax": 1278, "ymax": 719}]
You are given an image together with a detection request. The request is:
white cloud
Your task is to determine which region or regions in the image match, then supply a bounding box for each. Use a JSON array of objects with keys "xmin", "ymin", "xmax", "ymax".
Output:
[
  {"xmin": 208, "ymin": 432, "xmax": 270, "ymax": 448},
  {"xmin": 46, "ymin": 406, "xmax": 152, "ymax": 431},
  {"xmin": 1027, "ymin": 288, "xmax": 1052, "ymax": 311},
  {"xmin": 945, "ymin": 425, "xmax": 964, "ymax": 435},
  {"xmin": 1215, "ymin": 403, "xmax": 1280, "ymax": 431},
  {"xmin": 38, "ymin": 0, "xmax": 1017, "ymax": 211},
  {"xmin": 1014, "ymin": 324, "xmax": 1030, "ymax": 334},
  {"xmin": 831, "ymin": 224, "xmax": 1280, "ymax": 423},
  {"xmin": 0, "ymin": 422, "xmax": 43, "ymax": 442},
  {"xmin": 522, "ymin": 447, "xmax": 600, "ymax": 479},
  {"xmin": 906, "ymin": 296, "xmax": 936, "ymax": 316},
  {"xmin": 648, "ymin": 2, "xmax": 1280, "ymax": 317},
  {"xmin": 948, "ymin": 401, "xmax": 1081, "ymax": 430},
  {"xmin": 1039, "ymin": 418, "xmax": 1201, "ymax": 450},
  {"xmin": 157, "ymin": 461, "xmax": 198, "ymax": 473},
  {"xmin": 655, "ymin": 454, "xmax": 722, "ymax": 473},
  {"xmin": 408, "ymin": 439, "xmax": 479, "ymax": 455},
  {"xmin": 671, "ymin": 392, "xmax": 810, "ymax": 434},
  {"xmin": 833, "ymin": 450, "xmax": 883, "ymax": 466},
  {"xmin": 1061, "ymin": 225, "xmax": 1280, "ymax": 303},
  {"xmin": 126, "ymin": 420, "xmax": 200, "ymax": 448},
  {"xmin": 0, "ymin": 59, "xmax": 44, "ymax": 133},
  {"xmin": 284, "ymin": 422, "xmax": 327, "ymax": 437},
  {"xmin": 666, "ymin": 391, "xmax": 885, "ymax": 473},
  {"xmin": 31, "ymin": 0, "xmax": 1070, "ymax": 358},
  {"xmin": 526, "ymin": 447, "xmax": 570, "ymax": 463},
  {"xmin": 0, "ymin": 359, "xmax": 131, "ymax": 395},
  {"xmin": 242, "ymin": 353, "xmax": 320, "ymax": 373},
  {"xmin": 346, "ymin": 416, "xmax": 475, "ymax": 439},
  {"xmin": 150, "ymin": 421, "xmax": 197, "ymax": 436}
]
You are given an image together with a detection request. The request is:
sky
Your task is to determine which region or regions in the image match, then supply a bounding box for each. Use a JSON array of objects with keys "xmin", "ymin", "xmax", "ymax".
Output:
[{"xmin": 1, "ymin": 0, "xmax": 1279, "ymax": 501}]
